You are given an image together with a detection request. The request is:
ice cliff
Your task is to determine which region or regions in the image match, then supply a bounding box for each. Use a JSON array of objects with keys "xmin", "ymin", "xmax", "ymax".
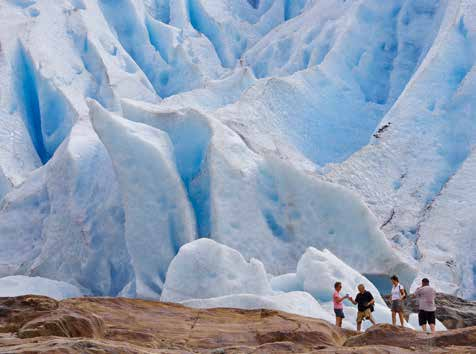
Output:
[{"xmin": 0, "ymin": 0, "xmax": 474, "ymax": 302}]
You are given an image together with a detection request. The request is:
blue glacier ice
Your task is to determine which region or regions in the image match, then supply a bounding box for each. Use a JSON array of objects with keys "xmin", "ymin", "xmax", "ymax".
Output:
[{"xmin": 0, "ymin": 0, "xmax": 475, "ymax": 305}]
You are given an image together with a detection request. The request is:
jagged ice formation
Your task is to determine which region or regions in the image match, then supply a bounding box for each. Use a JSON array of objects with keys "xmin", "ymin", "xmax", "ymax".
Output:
[{"xmin": 0, "ymin": 0, "xmax": 475, "ymax": 302}]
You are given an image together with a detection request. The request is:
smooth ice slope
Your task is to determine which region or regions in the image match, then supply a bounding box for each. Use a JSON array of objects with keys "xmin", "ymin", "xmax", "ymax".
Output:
[
  {"xmin": 162, "ymin": 239, "xmax": 341, "ymax": 323},
  {"xmin": 294, "ymin": 248, "xmax": 385, "ymax": 305},
  {"xmin": 411, "ymin": 149, "xmax": 476, "ymax": 299},
  {"xmin": 0, "ymin": 276, "xmax": 82, "ymax": 300},
  {"xmin": 161, "ymin": 239, "xmax": 272, "ymax": 302},
  {"xmin": 0, "ymin": 168, "xmax": 12, "ymax": 201}
]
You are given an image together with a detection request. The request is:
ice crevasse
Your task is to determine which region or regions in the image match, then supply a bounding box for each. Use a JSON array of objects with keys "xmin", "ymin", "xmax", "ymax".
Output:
[{"xmin": 0, "ymin": 0, "xmax": 474, "ymax": 303}]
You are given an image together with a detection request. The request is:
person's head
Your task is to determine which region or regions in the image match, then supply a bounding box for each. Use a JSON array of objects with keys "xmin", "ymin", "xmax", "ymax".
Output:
[
  {"xmin": 334, "ymin": 282, "xmax": 342, "ymax": 291},
  {"xmin": 390, "ymin": 275, "xmax": 399, "ymax": 286},
  {"xmin": 422, "ymin": 278, "xmax": 430, "ymax": 286},
  {"xmin": 357, "ymin": 284, "xmax": 365, "ymax": 293}
]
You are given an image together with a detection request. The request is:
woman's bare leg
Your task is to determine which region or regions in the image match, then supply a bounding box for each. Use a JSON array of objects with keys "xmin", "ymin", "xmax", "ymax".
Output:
[
  {"xmin": 336, "ymin": 317, "xmax": 342, "ymax": 327},
  {"xmin": 398, "ymin": 311, "xmax": 405, "ymax": 327}
]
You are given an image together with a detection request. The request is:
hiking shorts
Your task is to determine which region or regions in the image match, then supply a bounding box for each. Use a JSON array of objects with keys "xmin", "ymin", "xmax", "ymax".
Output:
[
  {"xmin": 418, "ymin": 310, "xmax": 436, "ymax": 325},
  {"xmin": 391, "ymin": 299, "xmax": 403, "ymax": 313},
  {"xmin": 334, "ymin": 308, "xmax": 345, "ymax": 318},
  {"xmin": 356, "ymin": 308, "xmax": 372, "ymax": 323}
]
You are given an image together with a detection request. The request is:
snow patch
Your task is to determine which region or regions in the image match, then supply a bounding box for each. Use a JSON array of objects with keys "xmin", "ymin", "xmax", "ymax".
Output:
[
  {"xmin": 0, "ymin": 275, "xmax": 82, "ymax": 300},
  {"xmin": 161, "ymin": 238, "xmax": 271, "ymax": 302}
]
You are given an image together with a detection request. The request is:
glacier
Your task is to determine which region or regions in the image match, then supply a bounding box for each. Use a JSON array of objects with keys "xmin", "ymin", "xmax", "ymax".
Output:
[
  {"xmin": 162, "ymin": 239, "xmax": 446, "ymax": 331},
  {"xmin": 0, "ymin": 0, "xmax": 474, "ymax": 313}
]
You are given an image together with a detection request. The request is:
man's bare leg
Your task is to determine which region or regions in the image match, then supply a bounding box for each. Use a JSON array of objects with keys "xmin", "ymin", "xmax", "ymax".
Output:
[
  {"xmin": 392, "ymin": 311, "xmax": 396, "ymax": 325},
  {"xmin": 430, "ymin": 324, "xmax": 435, "ymax": 334},
  {"xmin": 421, "ymin": 324, "xmax": 427, "ymax": 332},
  {"xmin": 357, "ymin": 321, "xmax": 362, "ymax": 332},
  {"xmin": 369, "ymin": 315, "xmax": 376, "ymax": 326}
]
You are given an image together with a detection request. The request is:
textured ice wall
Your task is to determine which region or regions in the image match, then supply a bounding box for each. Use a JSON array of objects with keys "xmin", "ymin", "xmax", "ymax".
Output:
[{"xmin": 0, "ymin": 0, "xmax": 474, "ymax": 299}]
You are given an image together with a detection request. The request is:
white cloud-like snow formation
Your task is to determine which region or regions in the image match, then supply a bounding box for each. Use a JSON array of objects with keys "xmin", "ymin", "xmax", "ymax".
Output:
[
  {"xmin": 161, "ymin": 238, "xmax": 272, "ymax": 302},
  {"xmin": 281, "ymin": 248, "xmax": 386, "ymax": 306},
  {"xmin": 0, "ymin": 0, "xmax": 474, "ymax": 301},
  {"xmin": 272, "ymin": 247, "xmax": 404, "ymax": 330},
  {"xmin": 0, "ymin": 276, "xmax": 82, "ymax": 300},
  {"xmin": 161, "ymin": 238, "xmax": 347, "ymax": 325},
  {"xmin": 163, "ymin": 239, "xmax": 444, "ymax": 331}
]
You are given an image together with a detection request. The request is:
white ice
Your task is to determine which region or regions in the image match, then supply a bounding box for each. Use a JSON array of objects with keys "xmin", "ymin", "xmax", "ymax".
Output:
[
  {"xmin": 162, "ymin": 239, "xmax": 336, "ymax": 323},
  {"xmin": 182, "ymin": 292, "xmax": 335, "ymax": 324},
  {"xmin": 272, "ymin": 247, "xmax": 415, "ymax": 330},
  {"xmin": 0, "ymin": 0, "xmax": 474, "ymax": 302},
  {"xmin": 163, "ymin": 239, "xmax": 444, "ymax": 331},
  {"xmin": 120, "ymin": 99, "xmax": 413, "ymax": 282},
  {"xmin": 161, "ymin": 238, "xmax": 272, "ymax": 302},
  {"xmin": 90, "ymin": 101, "xmax": 196, "ymax": 298},
  {"xmin": 0, "ymin": 275, "xmax": 82, "ymax": 300}
]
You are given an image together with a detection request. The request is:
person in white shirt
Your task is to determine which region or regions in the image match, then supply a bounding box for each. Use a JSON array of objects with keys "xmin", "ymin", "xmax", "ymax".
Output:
[
  {"xmin": 390, "ymin": 275, "xmax": 406, "ymax": 327},
  {"xmin": 414, "ymin": 278, "xmax": 437, "ymax": 333}
]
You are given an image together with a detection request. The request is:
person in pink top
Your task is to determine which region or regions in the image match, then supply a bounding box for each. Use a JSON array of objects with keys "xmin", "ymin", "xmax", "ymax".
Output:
[{"xmin": 333, "ymin": 282, "xmax": 350, "ymax": 327}]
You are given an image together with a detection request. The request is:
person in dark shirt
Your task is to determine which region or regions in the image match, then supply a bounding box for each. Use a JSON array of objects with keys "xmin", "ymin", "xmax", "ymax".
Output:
[{"xmin": 349, "ymin": 284, "xmax": 376, "ymax": 331}]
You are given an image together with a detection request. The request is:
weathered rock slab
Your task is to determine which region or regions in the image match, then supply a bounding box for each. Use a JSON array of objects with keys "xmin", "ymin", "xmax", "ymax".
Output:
[{"xmin": 0, "ymin": 296, "xmax": 474, "ymax": 353}]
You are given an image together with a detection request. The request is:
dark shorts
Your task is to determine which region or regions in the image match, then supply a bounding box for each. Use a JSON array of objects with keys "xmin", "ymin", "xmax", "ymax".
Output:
[
  {"xmin": 418, "ymin": 310, "xmax": 436, "ymax": 325},
  {"xmin": 334, "ymin": 308, "xmax": 345, "ymax": 318},
  {"xmin": 391, "ymin": 299, "xmax": 403, "ymax": 312}
]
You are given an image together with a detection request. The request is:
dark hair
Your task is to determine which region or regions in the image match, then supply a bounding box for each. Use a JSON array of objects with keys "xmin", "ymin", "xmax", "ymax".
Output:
[
  {"xmin": 390, "ymin": 275, "xmax": 399, "ymax": 282},
  {"xmin": 334, "ymin": 282, "xmax": 342, "ymax": 290},
  {"xmin": 422, "ymin": 278, "xmax": 430, "ymax": 285}
]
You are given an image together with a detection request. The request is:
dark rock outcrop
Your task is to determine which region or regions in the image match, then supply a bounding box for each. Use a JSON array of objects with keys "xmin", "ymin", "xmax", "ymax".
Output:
[
  {"xmin": 383, "ymin": 293, "xmax": 476, "ymax": 329},
  {"xmin": 344, "ymin": 324, "xmax": 476, "ymax": 353},
  {"xmin": 0, "ymin": 295, "xmax": 58, "ymax": 333},
  {"xmin": 0, "ymin": 296, "xmax": 475, "ymax": 353}
]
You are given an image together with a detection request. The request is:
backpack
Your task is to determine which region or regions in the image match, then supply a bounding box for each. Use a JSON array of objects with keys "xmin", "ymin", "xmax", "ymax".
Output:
[{"xmin": 401, "ymin": 285, "xmax": 407, "ymax": 300}]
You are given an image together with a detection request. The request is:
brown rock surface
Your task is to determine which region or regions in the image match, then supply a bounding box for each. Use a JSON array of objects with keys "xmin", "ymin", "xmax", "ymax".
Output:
[
  {"xmin": 0, "ymin": 296, "xmax": 474, "ymax": 353},
  {"xmin": 344, "ymin": 324, "xmax": 476, "ymax": 352}
]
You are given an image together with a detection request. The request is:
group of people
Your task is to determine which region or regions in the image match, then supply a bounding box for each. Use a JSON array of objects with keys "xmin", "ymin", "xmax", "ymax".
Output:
[{"xmin": 333, "ymin": 276, "xmax": 437, "ymax": 333}]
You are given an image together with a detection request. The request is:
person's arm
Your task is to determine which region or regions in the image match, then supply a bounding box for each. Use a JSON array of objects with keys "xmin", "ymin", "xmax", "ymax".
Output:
[
  {"xmin": 367, "ymin": 293, "xmax": 375, "ymax": 306},
  {"xmin": 399, "ymin": 285, "xmax": 405, "ymax": 298},
  {"xmin": 413, "ymin": 287, "xmax": 421, "ymax": 298},
  {"xmin": 335, "ymin": 296, "xmax": 345, "ymax": 303},
  {"xmin": 349, "ymin": 295, "xmax": 357, "ymax": 305}
]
